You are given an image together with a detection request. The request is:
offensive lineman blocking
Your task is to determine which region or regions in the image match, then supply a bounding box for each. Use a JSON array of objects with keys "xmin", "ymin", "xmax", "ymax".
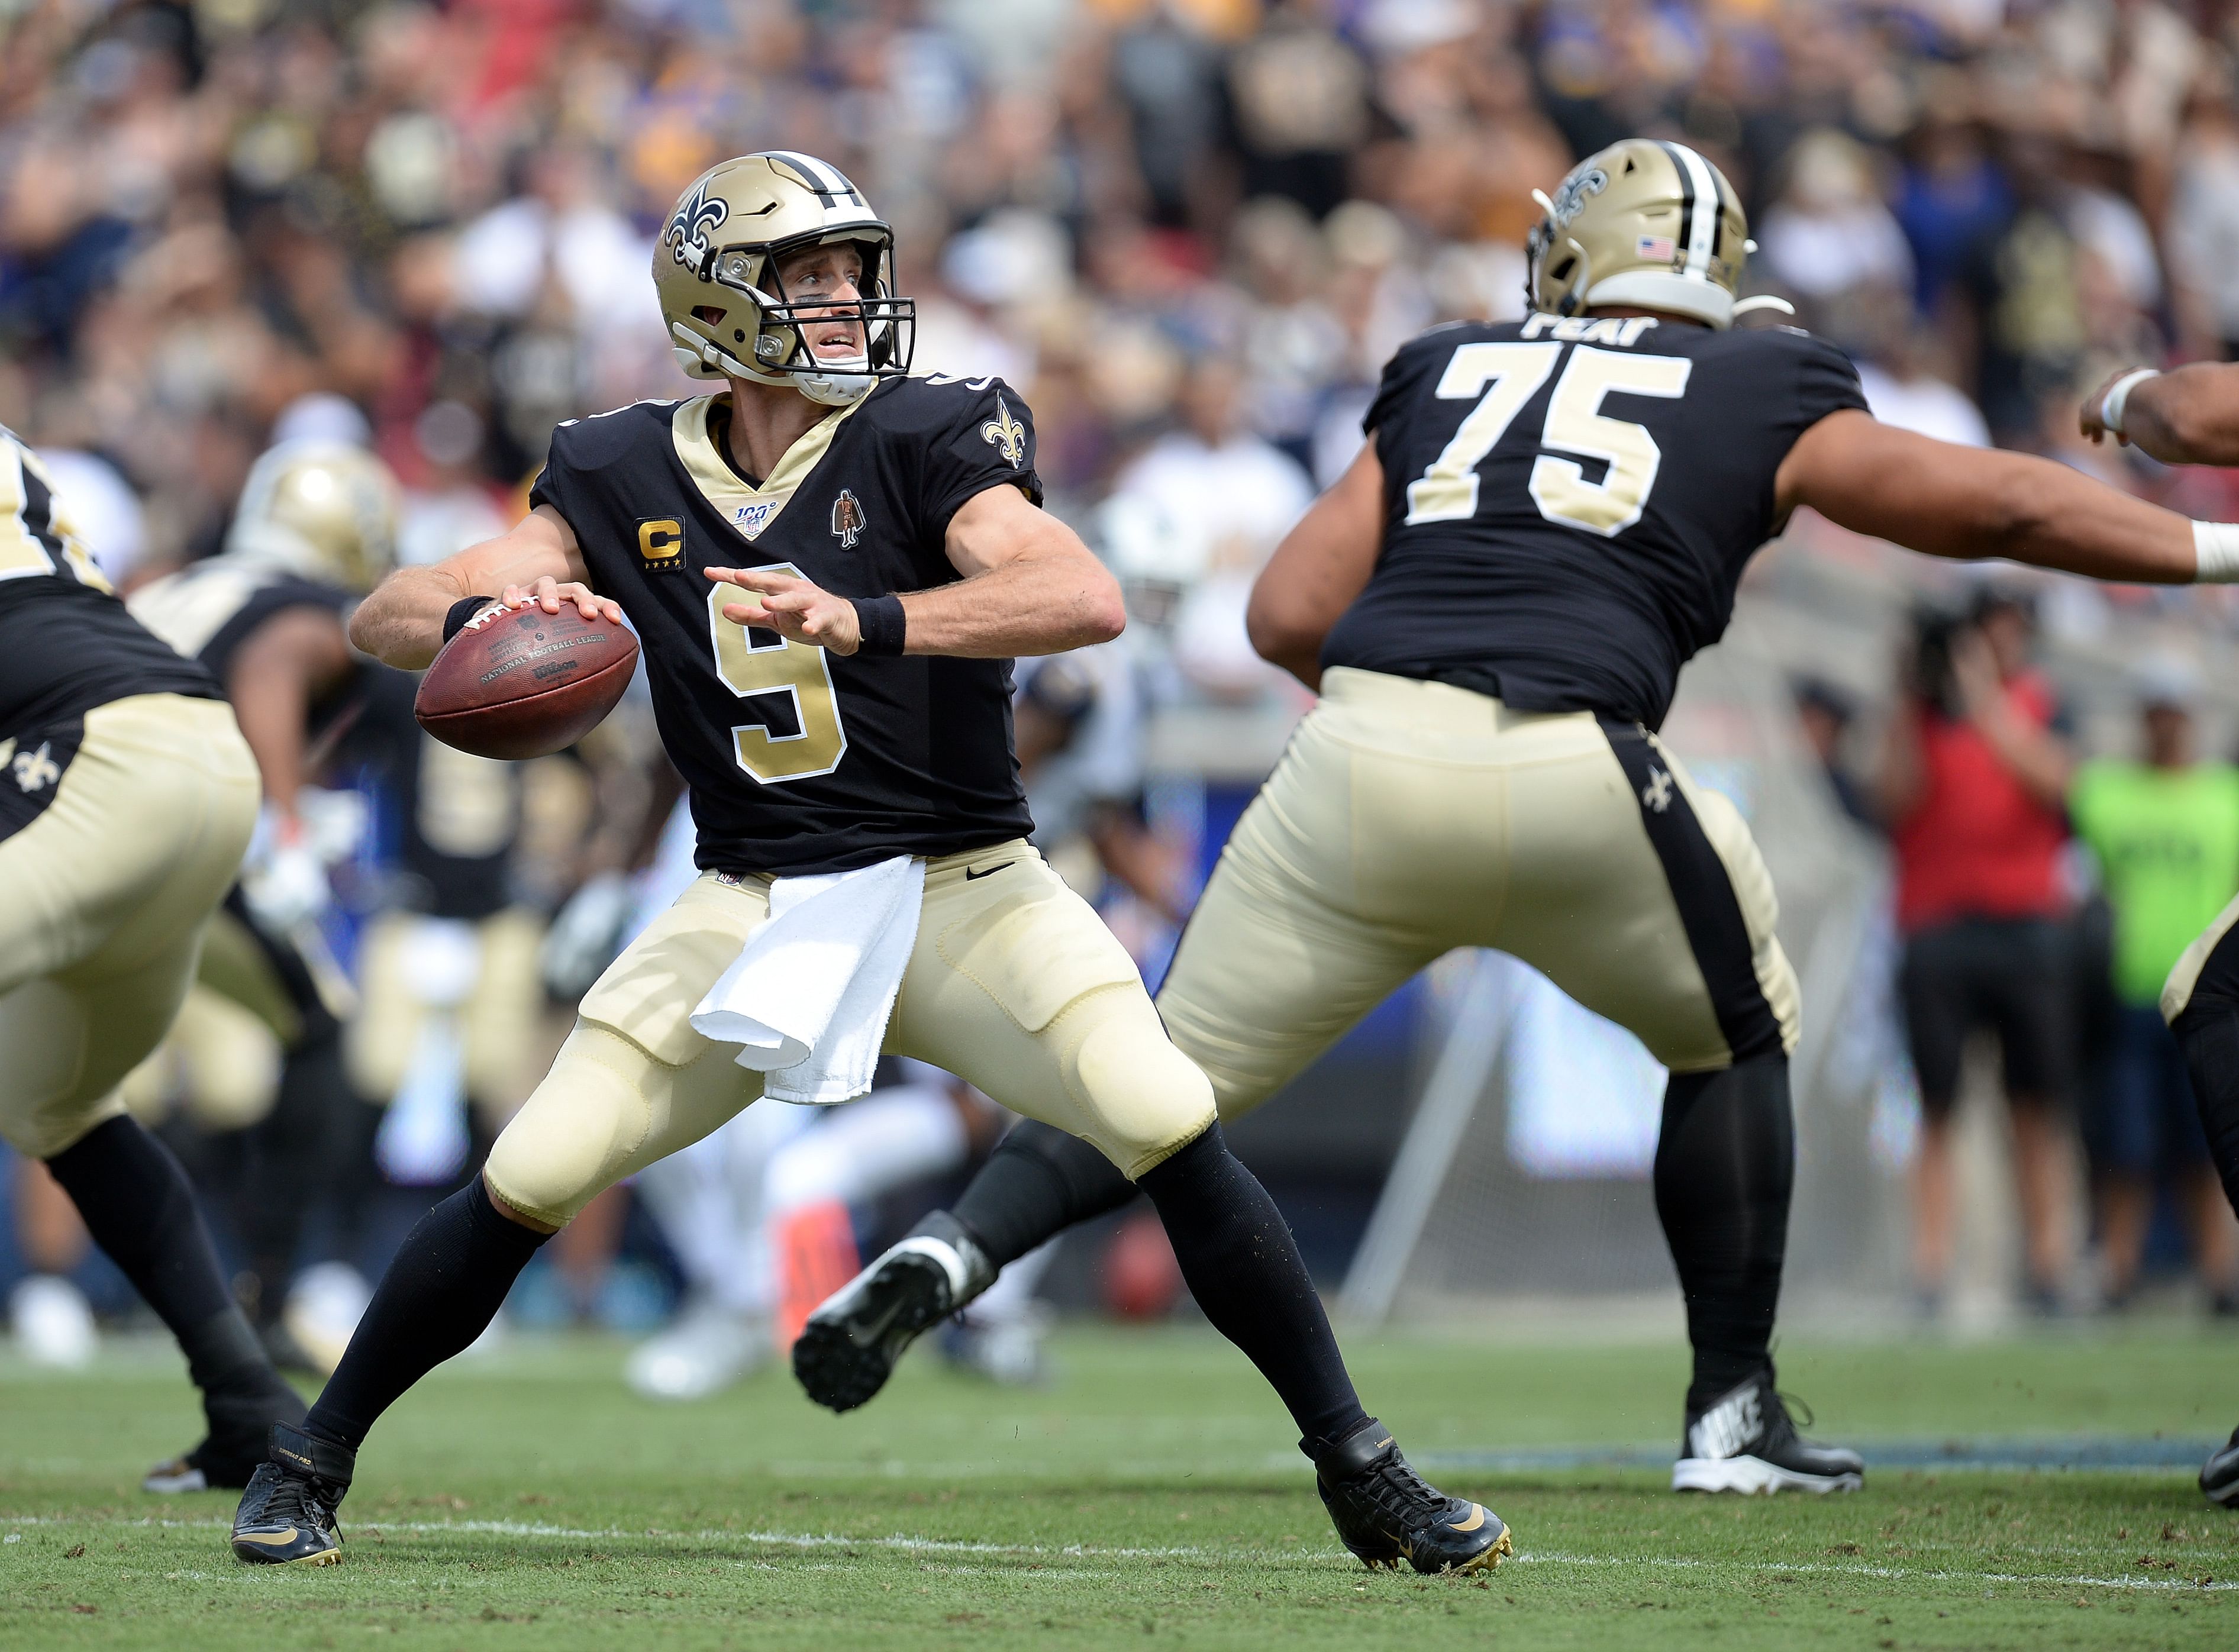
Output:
[
  {"xmin": 0, "ymin": 427, "xmax": 307, "ymax": 1492},
  {"xmin": 801, "ymin": 139, "xmax": 2239, "ymax": 1498},
  {"xmin": 2082, "ymin": 356, "xmax": 2239, "ymax": 1505},
  {"xmin": 227, "ymin": 151, "xmax": 1509, "ymax": 1575}
]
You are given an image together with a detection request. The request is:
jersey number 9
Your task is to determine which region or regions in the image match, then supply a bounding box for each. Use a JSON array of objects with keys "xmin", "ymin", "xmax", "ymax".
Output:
[
  {"xmin": 1405, "ymin": 342, "xmax": 1692, "ymax": 537},
  {"xmin": 705, "ymin": 572, "xmax": 849, "ymax": 783}
]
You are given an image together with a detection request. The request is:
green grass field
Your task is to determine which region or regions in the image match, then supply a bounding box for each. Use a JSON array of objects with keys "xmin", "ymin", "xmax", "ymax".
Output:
[{"xmin": 2, "ymin": 1324, "xmax": 2235, "ymax": 1649}]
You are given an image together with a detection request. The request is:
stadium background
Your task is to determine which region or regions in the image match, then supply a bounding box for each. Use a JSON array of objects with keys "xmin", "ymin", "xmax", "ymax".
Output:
[{"xmin": 5, "ymin": 0, "xmax": 2239, "ymax": 1344}]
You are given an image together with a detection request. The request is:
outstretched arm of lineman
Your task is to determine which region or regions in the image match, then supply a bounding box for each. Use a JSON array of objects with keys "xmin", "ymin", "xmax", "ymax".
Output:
[
  {"xmin": 705, "ymin": 480, "xmax": 1125, "ymax": 658},
  {"xmin": 347, "ymin": 505, "xmax": 620, "ymax": 669},
  {"xmin": 2080, "ymin": 363, "xmax": 2239, "ymax": 466},
  {"xmin": 1777, "ymin": 409, "xmax": 2212, "ymax": 585},
  {"xmin": 1244, "ymin": 438, "xmax": 1386, "ymax": 691}
]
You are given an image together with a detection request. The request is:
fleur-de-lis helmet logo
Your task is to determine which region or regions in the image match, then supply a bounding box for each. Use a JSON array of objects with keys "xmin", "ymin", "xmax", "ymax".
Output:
[
  {"xmin": 980, "ymin": 394, "xmax": 1026, "ymax": 469},
  {"xmin": 668, "ymin": 182, "xmax": 730, "ymax": 272},
  {"xmin": 1549, "ymin": 166, "xmax": 1608, "ymax": 226}
]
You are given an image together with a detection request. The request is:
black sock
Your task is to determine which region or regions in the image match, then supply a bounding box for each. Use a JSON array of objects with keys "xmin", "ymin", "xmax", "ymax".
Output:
[
  {"xmin": 2175, "ymin": 988, "xmax": 2239, "ymax": 1219},
  {"xmin": 240, "ymin": 1023, "xmax": 350, "ymax": 1319},
  {"xmin": 304, "ymin": 1180, "xmax": 549, "ymax": 1453},
  {"xmin": 1135, "ymin": 1124, "xmax": 1367, "ymax": 1454},
  {"xmin": 45, "ymin": 1117, "xmax": 294, "ymax": 1420},
  {"xmin": 1653, "ymin": 1053, "xmax": 1795, "ymax": 1412},
  {"xmin": 951, "ymin": 1119, "xmax": 1138, "ymax": 1266}
]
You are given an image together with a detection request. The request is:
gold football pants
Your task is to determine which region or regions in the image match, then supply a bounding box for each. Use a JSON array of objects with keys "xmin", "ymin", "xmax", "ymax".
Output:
[
  {"xmin": 0, "ymin": 693, "xmax": 260, "ymax": 1157},
  {"xmin": 482, "ymin": 840, "xmax": 1213, "ymax": 1227},
  {"xmin": 1157, "ymin": 667, "xmax": 1801, "ymax": 1119},
  {"xmin": 349, "ymin": 908, "xmax": 546, "ymax": 1123}
]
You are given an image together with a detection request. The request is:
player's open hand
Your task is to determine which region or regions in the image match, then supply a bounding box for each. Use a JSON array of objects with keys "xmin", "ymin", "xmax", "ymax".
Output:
[
  {"xmin": 502, "ymin": 576, "xmax": 624, "ymax": 626},
  {"xmin": 705, "ymin": 566, "xmax": 862, "ymax": 654},
  {"xmin": 2080, "ymin": 367, "xmax": 2133, "ymax": 446}
]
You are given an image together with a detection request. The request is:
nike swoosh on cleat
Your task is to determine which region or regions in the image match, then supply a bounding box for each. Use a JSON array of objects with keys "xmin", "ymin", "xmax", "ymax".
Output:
[
  {"xmin": 963, "ymin": 863, "xmax": 1014, "ymax": 881},
  {"xmin": 234, "ymin": 1528, "xmax": 301, "ymax": 1547},
  {"xmin": 1449, "ymin": 1506, "xmax": 1486, "ymax": 1533}
]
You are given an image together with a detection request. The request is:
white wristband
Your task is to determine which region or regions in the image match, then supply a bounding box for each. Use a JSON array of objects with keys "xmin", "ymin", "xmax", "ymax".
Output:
[
  {"xmin": 2102, "ymin": 367, "xmax": 2159, "ymax": 436},
  {"xmin": 2193, "ymin": 520, "xmax": 2239, "ymax": 583}
]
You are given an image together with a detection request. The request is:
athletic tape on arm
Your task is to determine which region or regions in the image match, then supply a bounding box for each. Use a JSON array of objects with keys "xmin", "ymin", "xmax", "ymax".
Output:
[{"xmin": 2194, "ymin": 520, "xmax": 2239, "ymax": 583}]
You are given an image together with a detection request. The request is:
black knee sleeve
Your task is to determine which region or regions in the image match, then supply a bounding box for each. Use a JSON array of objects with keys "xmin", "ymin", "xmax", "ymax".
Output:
[
  {"xmin": 950, "ymin": 1118, "xmax": 1138, "ymax": 1267},
  {"xmin": 1653, "ymin": 1053, "xmax": 1795, "ymax": 1411}
]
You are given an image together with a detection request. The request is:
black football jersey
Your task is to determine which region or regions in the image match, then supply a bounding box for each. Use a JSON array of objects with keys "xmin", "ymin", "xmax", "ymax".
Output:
[
  {"xmin": 127, "ymin": 554, "xmax": 369, "ymax": 745},
  {"xmin": 1324, "ymin": 314, "xmax": 1867, "ymax": 729},
  {"xmin": 530, "ymin": 376, "xmax": 1042, "ymax": 875},
  {"xmin": 346, "ymin": 667, "xmax": 522, "ymax": 920},
  {"xmin": 0, "ymin": 428, "xmax": 215, "ymax": 734}
]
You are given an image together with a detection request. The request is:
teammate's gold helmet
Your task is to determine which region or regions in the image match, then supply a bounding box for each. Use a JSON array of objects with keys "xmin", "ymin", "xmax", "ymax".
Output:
[
  {"xmin": 654, "ymin": 151, "xmax": 914, "ymax": 407},
  {"xmin": 1526, "ymin": 140, "xmax": 1777, "ymax": 330},
  {"xmin": 227, "ymin": 441, "xmax": 400, "ymax": 593}
]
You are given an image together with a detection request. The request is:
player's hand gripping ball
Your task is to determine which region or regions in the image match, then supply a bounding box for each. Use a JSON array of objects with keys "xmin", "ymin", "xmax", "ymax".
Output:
[{"xmin": 414, "ymin": 583, "xmax": 638, "ymax": 760}]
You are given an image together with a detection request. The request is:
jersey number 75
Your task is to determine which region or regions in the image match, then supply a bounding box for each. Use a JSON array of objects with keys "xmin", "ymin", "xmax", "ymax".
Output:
[{"xmin": 1404, "ymin": 342, "xmax": 1692, "ymax": 537}]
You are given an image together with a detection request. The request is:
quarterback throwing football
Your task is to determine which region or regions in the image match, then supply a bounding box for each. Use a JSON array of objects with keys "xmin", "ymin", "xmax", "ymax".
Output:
[{"xmin": 228, "ymin": 152, "xmax": 1509, "ymax": 1576}]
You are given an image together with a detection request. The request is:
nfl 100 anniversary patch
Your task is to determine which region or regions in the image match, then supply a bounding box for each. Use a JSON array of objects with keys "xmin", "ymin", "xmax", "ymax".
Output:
[{"xmin": 0, "ymin": 718, "xmax": 83, "ymax": 842}]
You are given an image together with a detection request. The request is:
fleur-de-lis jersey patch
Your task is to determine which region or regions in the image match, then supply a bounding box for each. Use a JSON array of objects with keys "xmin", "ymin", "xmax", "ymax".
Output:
[{"xmin": 980, "ymin": 394, "xmax": 1026, "ymax": 469}]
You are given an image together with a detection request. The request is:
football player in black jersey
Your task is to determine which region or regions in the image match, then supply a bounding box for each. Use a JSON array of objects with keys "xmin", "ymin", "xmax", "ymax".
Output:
[
  {"xmin": 803, "ymin": 138, "xmax": 2239, "ymax": 1496},
  {"xmin": 228, "ymin": 151, "xmax": 1509, "ymax": 1575},
  {"xmin": 0, "ymin": 427, "xmax": 306, "ymax": 1493},
  {"xmin": 129, "ymin": 442, "xmax": 401, "ymax": 1381},
  {"xmin": 2080, "ymin": 359, "xmax": 2239, "ymax": 1506}
]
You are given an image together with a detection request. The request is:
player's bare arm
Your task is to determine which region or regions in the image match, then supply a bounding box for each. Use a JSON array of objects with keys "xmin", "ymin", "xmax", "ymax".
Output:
[
  {"xmin": 2081, "ymin": 362, "xmax": 2239, "ymax": 464},
  {"xmin": 224, "ymin": 605, "xmax": 355, "ymax": 816},
  {"xmin": 706, "ymin": 483, "xmax": 1124, "ymax": 657},
  {"xmin": 348, "ymin": 505, "xmax": 617, "ymax": 669},
  {"xmin": 1246, "ymin": 438, "xmax": 1385, "ymax": 690},
  {"xmin": 1777, "ymin": 408, "xmax": 2202, "ymax": 583}
]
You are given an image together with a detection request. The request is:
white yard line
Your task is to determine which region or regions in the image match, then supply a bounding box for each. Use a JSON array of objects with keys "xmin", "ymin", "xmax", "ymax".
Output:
[{"xmin": 2, "ymin": 1512, "xmax": 2231, "ymax": 1593}]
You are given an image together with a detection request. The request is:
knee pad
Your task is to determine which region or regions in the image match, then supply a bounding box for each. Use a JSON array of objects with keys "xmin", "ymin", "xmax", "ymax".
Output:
[
  {"xmin": 1067, "ymin": 991, "xmax": 1217, "ymax": 1179},
  {"xmin": 482, "ymin": 1025, "xmax": 661, "ymax": 1228}
]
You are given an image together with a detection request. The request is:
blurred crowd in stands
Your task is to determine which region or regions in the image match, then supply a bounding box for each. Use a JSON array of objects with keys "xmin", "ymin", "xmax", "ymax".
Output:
[{"xmin": 11, "ymin": 0, "xmax": 2239, "ymax": 1357}]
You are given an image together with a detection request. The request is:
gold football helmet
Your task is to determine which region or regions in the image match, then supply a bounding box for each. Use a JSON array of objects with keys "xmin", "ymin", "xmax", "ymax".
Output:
[
  {"xmin": 654, "ymin": 151, "xmax": 914, "ymax": 407},
  {"xmin": 227, "ymin": 441, "xmax": 400, "ymax": 593},
  {"xmin": 1525, "ymin": 140, "xmax": 1788, "ymax": 330}
]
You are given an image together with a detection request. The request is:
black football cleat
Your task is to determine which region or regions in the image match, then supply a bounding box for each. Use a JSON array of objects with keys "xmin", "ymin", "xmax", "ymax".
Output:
[
  {"xmin": 1313, "ymin": 1416, "xmax": 1512, "ymax": 1574},
  {"xmin": 1673, "ymin": 1372, "xmax": 1863, "ymax": 1494},
  {"xmin": 2203, "ymin": 1427, "xmax": 2239, "ymax": 1508},
  {"xmin": 230, "ymin": 1423, "xmax": 352, "ymax": 1566},
  {"xmin": 793, "ymin": 1212, "xmax": 993, "ymax": 1413},
  {"xmin": 147, "ymin": 1382, "xmax": 308, "ymax": 1493}
]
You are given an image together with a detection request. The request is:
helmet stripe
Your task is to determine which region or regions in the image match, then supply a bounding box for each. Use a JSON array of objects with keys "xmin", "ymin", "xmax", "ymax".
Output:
[
  {"xmin": 765, "ymin": 149, "xmax": 863, "ymax": 203},
  {"xmin": 1659, "ymin": 141, "xmax": 1719, "ymax": 280}
]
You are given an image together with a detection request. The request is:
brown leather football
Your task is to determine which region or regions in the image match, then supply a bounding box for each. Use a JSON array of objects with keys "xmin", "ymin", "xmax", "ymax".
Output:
[{"xmin": 414, "ymin": 601, "xmax": 639, "ymax": 760}]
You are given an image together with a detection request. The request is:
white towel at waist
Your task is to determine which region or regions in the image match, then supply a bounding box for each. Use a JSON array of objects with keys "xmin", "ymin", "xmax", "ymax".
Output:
[{"xmin": 688, "ymin": 856, "xmax": 926, "ymax": 1105}]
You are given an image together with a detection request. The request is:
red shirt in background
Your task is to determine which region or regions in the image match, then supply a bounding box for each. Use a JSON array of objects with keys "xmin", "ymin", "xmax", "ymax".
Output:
[{"xmin": 1891, "ymin": 669, "xmax": 2070, "ymax": 934}]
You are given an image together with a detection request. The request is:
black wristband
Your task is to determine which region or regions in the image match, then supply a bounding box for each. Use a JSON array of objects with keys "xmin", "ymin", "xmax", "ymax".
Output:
[
  {"xmin": 442, "ymin": 596, "xmax": 501, "ymax": 644},
  {"xmin": 850, "ymin": 594, "xmax": 907, "ymax": 657}
]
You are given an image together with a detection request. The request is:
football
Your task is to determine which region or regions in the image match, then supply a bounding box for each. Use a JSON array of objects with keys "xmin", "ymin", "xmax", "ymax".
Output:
[{"xmin": 414, "ymin": 600, "xmax": 639, "ymax": 760}]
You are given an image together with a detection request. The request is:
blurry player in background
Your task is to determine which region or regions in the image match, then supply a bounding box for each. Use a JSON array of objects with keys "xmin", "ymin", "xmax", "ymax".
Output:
[
  {"xmin": 128, "ymin": 441, "xmax": 401, "ymax": 1369},
  {"xmin": 0, "ymin": 425, "xmax": 304, "ymax": 1492},
  {"xmin": 808, "ymin": 138, "xmax": 2239, "ymax": 1497},
  {"xmin": 2082, "ymin": 357, "xmax": 2239, "ymax": 1505},
  {"xmin": 232, "ymin": 151, "xmax": 1507, "ymax": 1576}
]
